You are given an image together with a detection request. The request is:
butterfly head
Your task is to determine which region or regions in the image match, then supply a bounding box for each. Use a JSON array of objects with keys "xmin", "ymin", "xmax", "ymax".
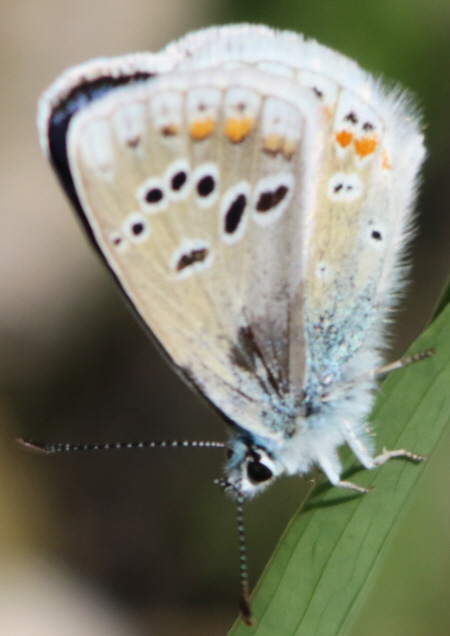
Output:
[{"xmin": 223, "ymin": 435, "xmax": 281, "ymax": 498}]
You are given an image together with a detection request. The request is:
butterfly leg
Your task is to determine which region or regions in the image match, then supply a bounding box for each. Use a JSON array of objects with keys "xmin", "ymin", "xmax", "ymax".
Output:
[
  {"xmin": 362, "ymin": 447, "xmax": 425, "ymax": 468},
  {"xmin": 316, "ymin": 452, "xmax": 371, "ymax": 494},
  {"xmin": 342, "ymin": 420, "xmax": 426, "ymax": 470}
]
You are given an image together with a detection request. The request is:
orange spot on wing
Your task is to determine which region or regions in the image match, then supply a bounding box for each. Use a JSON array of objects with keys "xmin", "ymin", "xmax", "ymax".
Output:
[
  {"xmin": 225, "ymin": 117, "xmax": 254, "ymax": 143},
  {"xmin": 354, "ymin": 135, "xmax": 378, "ymax": 158},
  {"xmin": 335, "ymin": 129, "xmax": 353, "ymax": 148},
  {"xmin": 262, "ymin": 133, "xmax": 282, "ymax": 155},
  {"xmin": 190, "ymin": 117, "xmax": 215, "ymax": 140}
]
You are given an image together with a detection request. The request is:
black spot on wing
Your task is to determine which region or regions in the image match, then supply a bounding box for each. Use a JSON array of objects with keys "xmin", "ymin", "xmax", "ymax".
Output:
[
  {"xmin": 197, "ymin": 175, "xmax": 215, "ymax": 197},
  {"xmin": 131, "ymin": 221, "xmax": 144, "ymax": 236},
  {"xmin": 256, "ymin": 185, "xmax": 288, "ymax": 212},
  {"xmin": 225, "ymin": 193, "xmax": 247, "ymax": 234},
  {"xmin": 344, "ymin": 111, "xmax": 358, "ymax": 124},
  {"xmin": 312, "ymin": 86, "xmax": 323, "ymax": 98},
  {"xmin": 145, "ymin": 187, "xmax": 164, "ymax": 203},
  {"xmin": 371, "ymin": 230, "xmax": 382, "ymax": 241},
  {"xmin": 363, "ymin": 121, "xmax": 375, "ymax": 131},
  {"xmin": 171, "ymin": 171, "xmax": 187, "ymax": 191},
  {"xmin": 176, "ymin": 247, "xmax": 209, "ymax": 271}
]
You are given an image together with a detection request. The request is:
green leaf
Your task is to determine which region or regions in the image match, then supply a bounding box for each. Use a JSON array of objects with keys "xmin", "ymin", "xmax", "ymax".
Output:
[{"xmin": 228, "ymin": 303, "xmax": 450, "ymax": 636}]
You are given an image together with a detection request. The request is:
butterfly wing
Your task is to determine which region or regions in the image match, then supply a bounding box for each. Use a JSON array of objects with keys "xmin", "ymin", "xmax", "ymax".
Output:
[
  {"xmin": 39, "ymin": 26, "xmax": 425, "ymax": 443},
  {"xmin": 66, "ymin": 68, "xmax": 321, "ymax": 439}
]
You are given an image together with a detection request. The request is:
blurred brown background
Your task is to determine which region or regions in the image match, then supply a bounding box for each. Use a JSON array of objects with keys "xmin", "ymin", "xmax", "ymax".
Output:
[{"xmin": 1, "ymin": 0, "xmax": 450, "ymax": 634}]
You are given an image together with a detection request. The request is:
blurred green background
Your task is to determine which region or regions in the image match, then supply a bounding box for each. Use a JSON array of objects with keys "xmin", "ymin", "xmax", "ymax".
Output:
[{"xmin": 1, "ymin": 0, "xmax": 450, "ymax": 634}]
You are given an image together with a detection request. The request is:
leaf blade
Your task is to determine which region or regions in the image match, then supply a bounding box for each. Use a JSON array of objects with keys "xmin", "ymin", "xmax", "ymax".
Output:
[{"xmin": 228, "ymin": 304, "xmax": 450, "ymax": 636}]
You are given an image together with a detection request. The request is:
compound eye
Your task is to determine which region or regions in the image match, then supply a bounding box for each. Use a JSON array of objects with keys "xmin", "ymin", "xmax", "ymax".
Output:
[{"xmin": 247, "ymin": 460, "xmax": 273, "ymax": 484}]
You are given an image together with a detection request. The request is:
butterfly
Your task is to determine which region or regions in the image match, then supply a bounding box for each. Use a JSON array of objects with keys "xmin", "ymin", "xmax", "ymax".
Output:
[{"xmin": 29, "ymin": 24, "xmax": 428, "ymax": 623}]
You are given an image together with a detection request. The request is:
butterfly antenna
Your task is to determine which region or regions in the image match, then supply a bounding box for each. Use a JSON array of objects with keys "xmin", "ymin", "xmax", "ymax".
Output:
[
  {"xmin": 236, "ymin": 490, "xmax": 253, "ymax": 626},
  {"xmin": 214, "ymin": 477, "xmax": 253, "ymax": 625},
  {"xmin": 20, "ymin": 437, "xmax": 253, "ymax": 622},
  {"xmin": 16, "ymin": 438, "xmax": 226, "ymax": 454}
]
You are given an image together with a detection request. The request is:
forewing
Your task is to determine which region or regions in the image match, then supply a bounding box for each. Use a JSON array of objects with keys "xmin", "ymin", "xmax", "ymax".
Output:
[{"xmin": 67, "ymin": 68, "xmax": 322, "ymax": 438}]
